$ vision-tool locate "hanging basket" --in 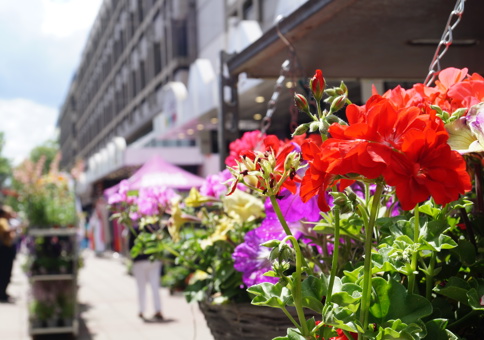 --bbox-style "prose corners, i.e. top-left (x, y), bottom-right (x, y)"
top-left (199, 301), bottom-right (316, 340)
